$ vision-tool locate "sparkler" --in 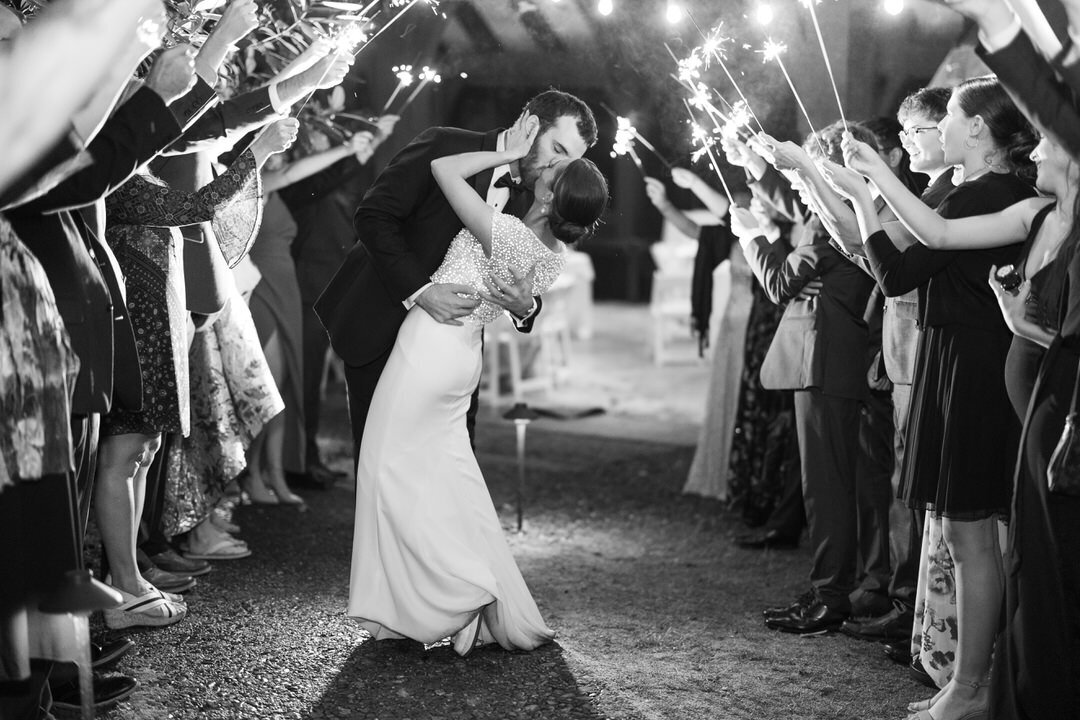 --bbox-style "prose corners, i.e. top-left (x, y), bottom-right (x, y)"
top-left (353, 0), bottom-right (438, 56)
top-left (600, 104), bottom-right (674, 171)
top-left (682, 98), bottom-right (737, 208)
top-left (397, 65), bottom-right (442, 113)
top-left (760, 39), bottom-right (825, 156)
top-left (610, 121), bottom-right (647, 179)
top-left (686, 13), bottom-right (765, 133)
top-left (800, 0), bottom-right (848, 129)
top-left (381, 64), bottom-right (414, 112)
